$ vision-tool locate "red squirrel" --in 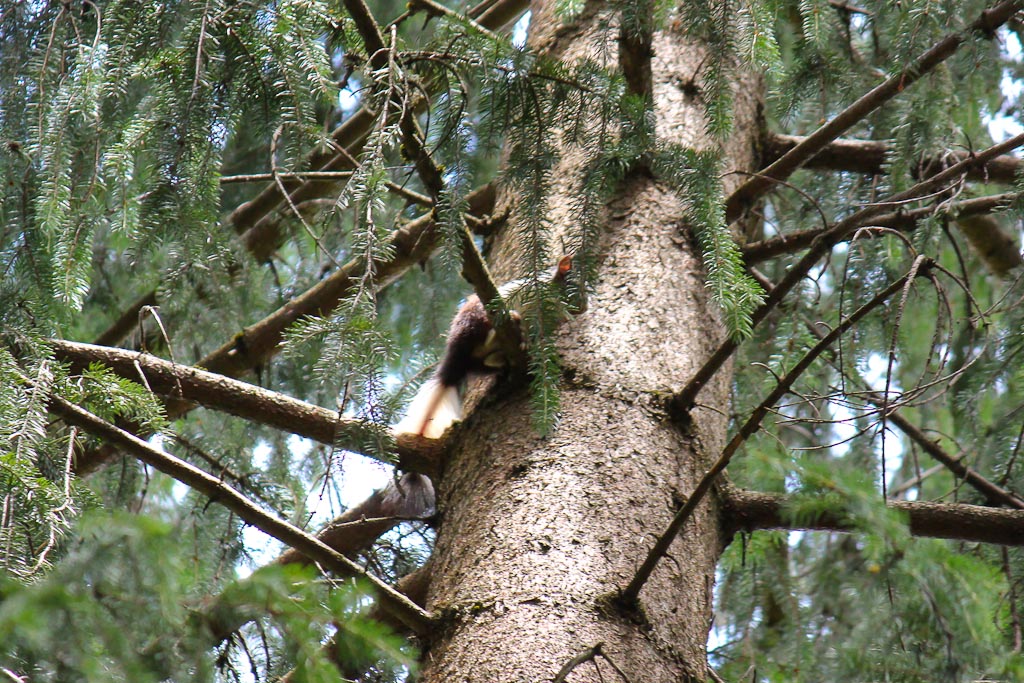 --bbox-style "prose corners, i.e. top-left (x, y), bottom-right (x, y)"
top-left (393, 255), bottom-right (576, 439)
